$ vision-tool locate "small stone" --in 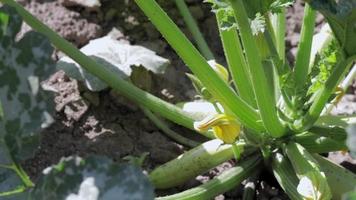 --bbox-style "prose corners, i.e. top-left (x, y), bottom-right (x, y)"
top-left (61, 0), bottom-right (101, 10)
